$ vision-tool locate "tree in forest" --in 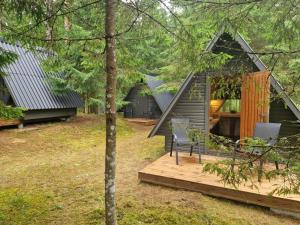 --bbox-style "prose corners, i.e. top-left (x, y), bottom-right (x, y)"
top-left (104, 0), bottom-right (117, 224)
top-left (45, 0), bottom-right (54, 42)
